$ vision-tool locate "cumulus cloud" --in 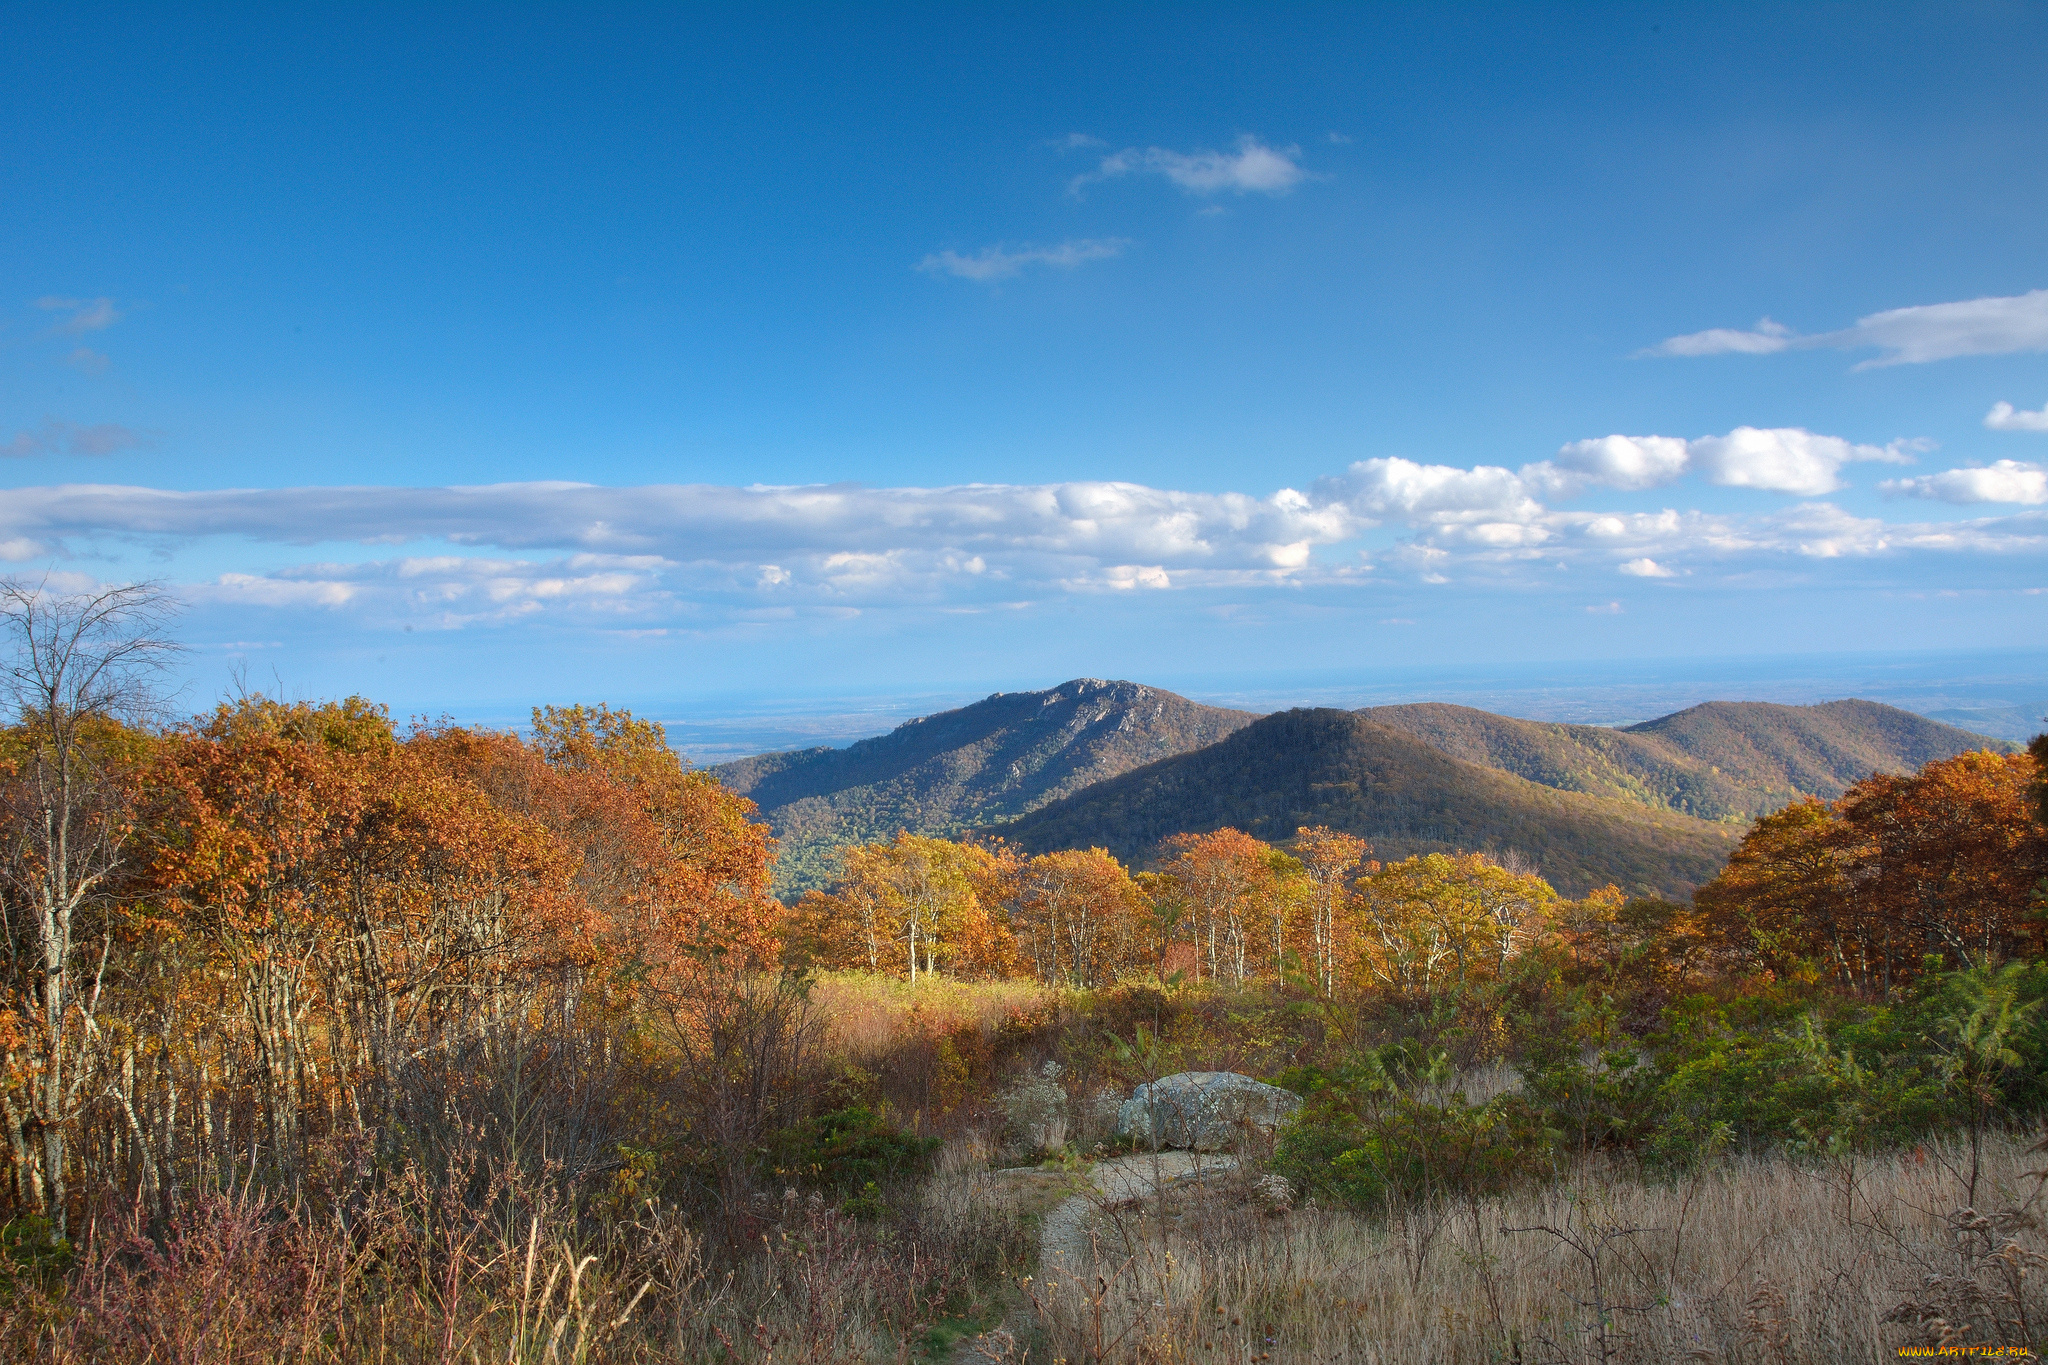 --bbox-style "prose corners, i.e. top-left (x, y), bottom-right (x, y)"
top-left (1524, 435), bottom-right (1691, 494)
top-left (918, 238), bottom-right (1130, 282)
top-left (1687, 428), bottom-right (1916, 495)
top-left (4, 419), bottom-right (156, 457)
top-left (1986, 401), bottom-right (2048, 433)
top-left (1315, 457), bottom-right (1539, 524)
top-left (1882, 461), bottom-right (2047, 506)
top-left (1644, 288), bottom-right (2048, 368)
top-left (1522, 427), bottom-right (1915, 498)
top-left (35, 295), bottom-right (121, 334)
top-left (1619, 557), bottom-right (1676, 577)
top-left (1075, 136), bottom-right (1308, 196)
